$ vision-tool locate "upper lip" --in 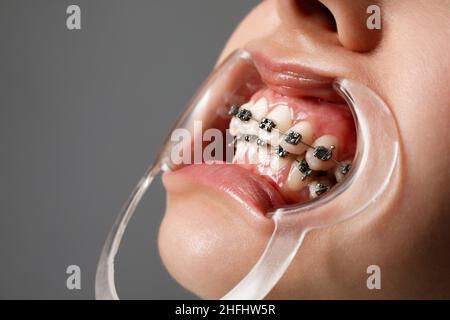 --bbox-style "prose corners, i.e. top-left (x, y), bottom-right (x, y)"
top-left (249, 50), bottom-right (344, 103)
